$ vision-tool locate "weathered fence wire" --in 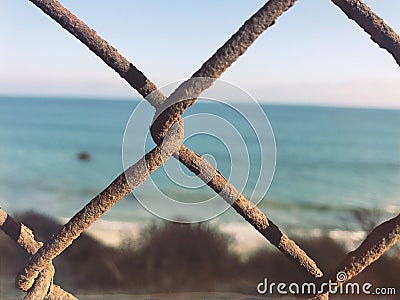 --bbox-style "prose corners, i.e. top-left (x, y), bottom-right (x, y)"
top-left (332, 0), bottom-right (400, 66)
top-left (0, 0), bottom-right (399, 299)
top-left (16, 120), bottom-right (185, 292)
top-left (0, 208), bottom-right (77, 299)
top-left (312, 213), bottom-right (400, 300)
top-left (16, 0), bottom-right (324, 293)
